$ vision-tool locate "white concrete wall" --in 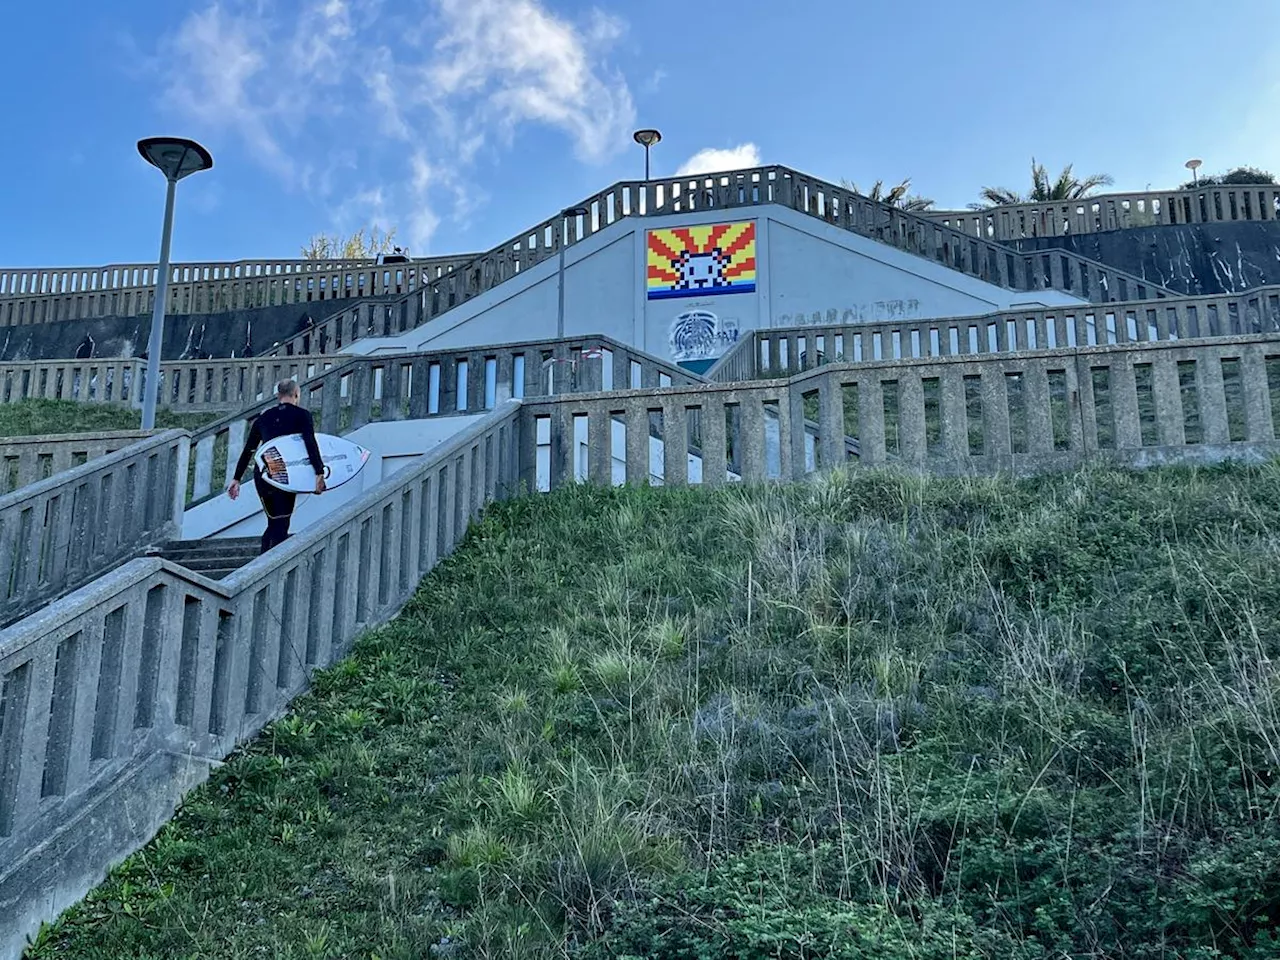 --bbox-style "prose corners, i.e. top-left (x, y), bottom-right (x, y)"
top-left (345, 204), bottom-right (1087, 367)
top-left (766, 219), bottom-right (1079, 326)
top-left (377, 232), bottom-right (638, 355)
top-left (183, 415), bottom-right (485, 541)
